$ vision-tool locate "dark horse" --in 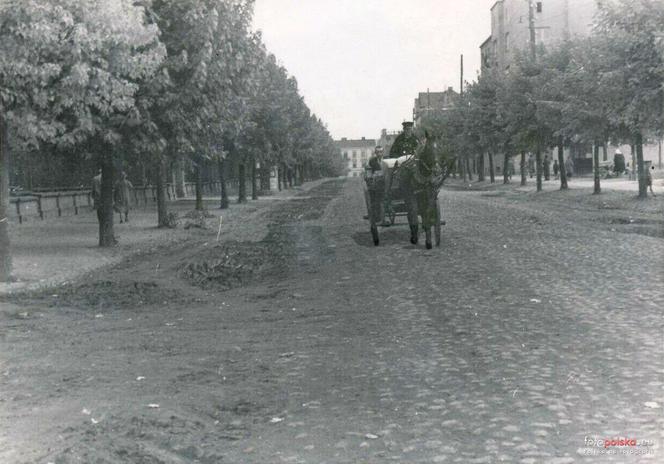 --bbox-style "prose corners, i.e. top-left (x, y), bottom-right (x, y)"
top-left (399, 132), bottom-right (454, 249)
